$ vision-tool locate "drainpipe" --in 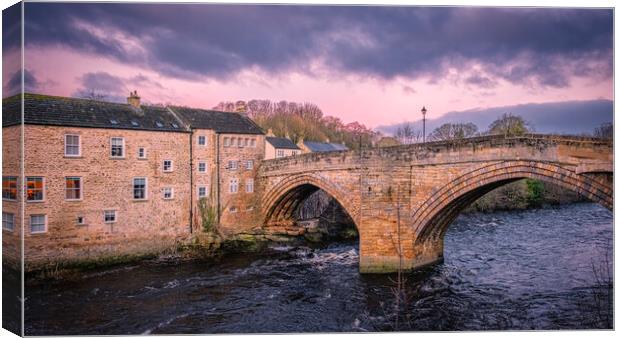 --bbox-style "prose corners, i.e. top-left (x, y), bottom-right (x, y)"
top-left (189, 128), bottom-right (193, 234)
